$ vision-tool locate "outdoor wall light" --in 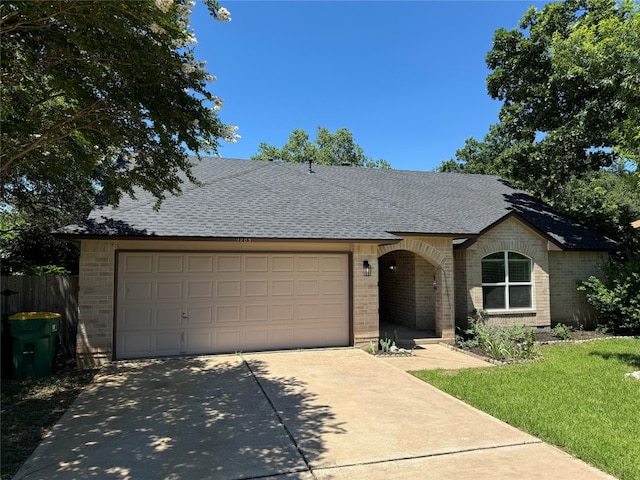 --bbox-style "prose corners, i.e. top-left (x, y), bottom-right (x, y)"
top-left (363, 260), bottom-right (372, 277)
top-left (389, 260), bottom-right (397, 272)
